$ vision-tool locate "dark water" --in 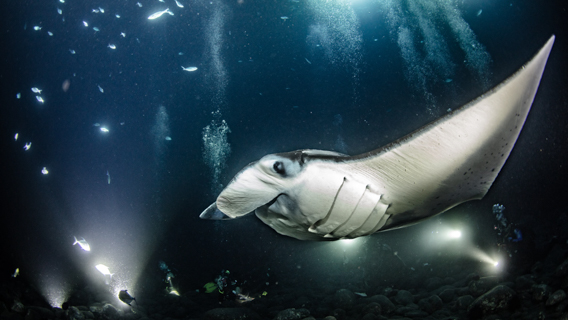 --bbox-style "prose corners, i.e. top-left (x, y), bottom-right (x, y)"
top-left (1, 0), bottom-right (567, 317)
